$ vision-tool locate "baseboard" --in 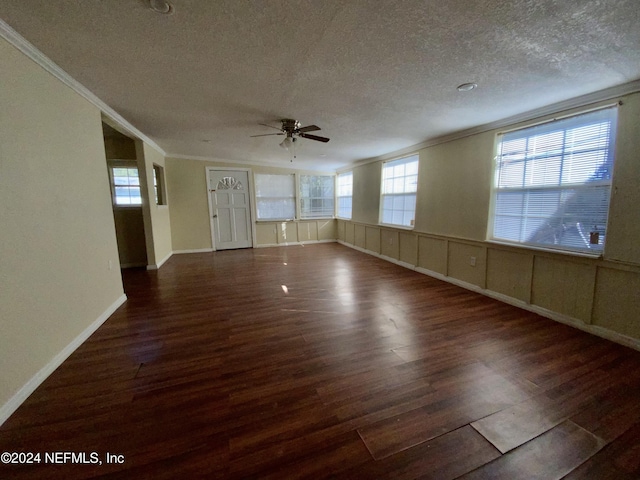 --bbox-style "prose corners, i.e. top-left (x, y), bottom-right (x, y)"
top-left (172, 248), bottom-right (215, 254)
top-left (255, 239), bottom-right (337, 248)
top-left (146, 251), bottom-right (173, 270)
top-left (0, 293), bottom-right (127, 427)
top-left (175, 241), bottom-right (336, 252)
top-left (339, 241), bottom-right (640, 352)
